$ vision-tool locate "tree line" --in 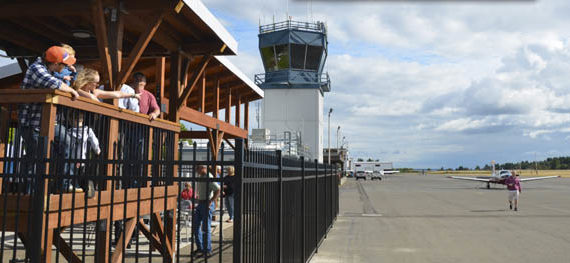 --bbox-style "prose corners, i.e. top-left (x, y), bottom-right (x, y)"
top-left (442, 156), bottom-right (570, 171)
